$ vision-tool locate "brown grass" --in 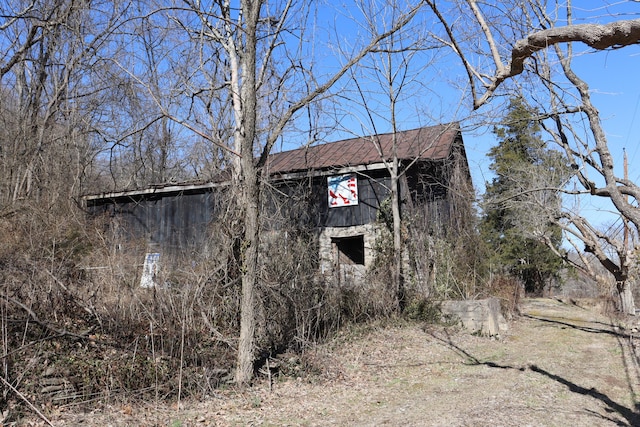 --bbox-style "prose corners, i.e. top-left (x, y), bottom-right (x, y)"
top-left (11, 297), bottom-right (639, 426)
